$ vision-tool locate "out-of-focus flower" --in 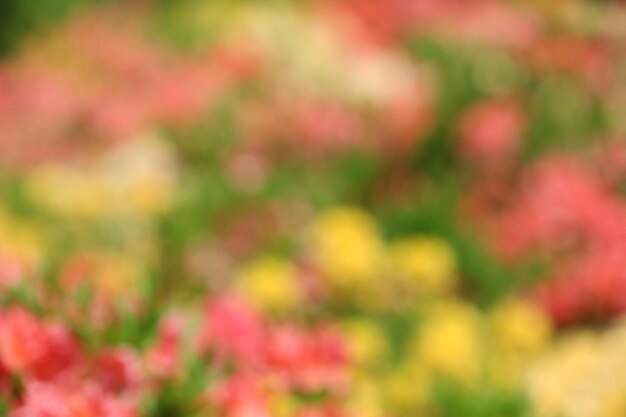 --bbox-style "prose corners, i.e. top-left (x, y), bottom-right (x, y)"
top-left (345, 378), bottom-right (384, 417)
top-left (0, 12), bottom-right (253, 169)
top-left (0, 256), bottom-right (24, 289)
top-left (382, 363), bottom-right (430, 414)
top-left (145, 314), bottom-right (183, 379)
top-left (339, 319), bottom-right (388, 370)
top-left (25, 133), bottom-right (178, 219)
top-left (237, 257), bottom-right (301, 314)
top-left (229, 5), bottom-right (433, 157)
top-left (211, 375), bottom-right (271, 417)
top-left (457, 98), bottom-right (525, 167)
top-left (266, 325), bottom-right (348, 392)
top-left (197, 296), bottom-right (264, 365)
top-left (0, 209), bottom-right (43, 286)
top-left (412, 301), bottom-right (482, 384)
top-left (480, 156), bottom-right (626, 324)
top-left (307, 207), bottom-right (385, 295)
top-left (11, 382), bottom-right (137, 417)
top-left (270, 392), bottom-right (299, 417)
top-left (0, 307), bottom-right (48, 373)
top-left (526, 321), bottom-right (626, 417)
top-left (488, 298), bottom-right (552, 354)
top-left (389, 236), bottom-right (457, 296)
top-left (95, 347), bottom-right (144, 393)
top-left (0, 307), bottom-right (81, 380)
top-left (62, 251), bottom-right (145, 301)
top-left (484, 298), bottom-right (553, 390)
top-left (332, 0), bottom-right (541, 48)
